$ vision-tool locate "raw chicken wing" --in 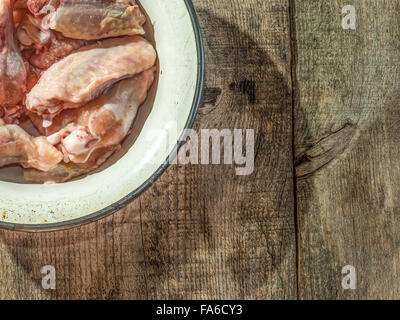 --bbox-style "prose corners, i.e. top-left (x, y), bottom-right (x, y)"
top-left (0, 119), bottom-right (62, 170)
top-left (46, 67), bottom-right (155, 167)
top-left (25, 36), bottom-right (156, 126)
top-left (28, 0), bottom-right (146, 40)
